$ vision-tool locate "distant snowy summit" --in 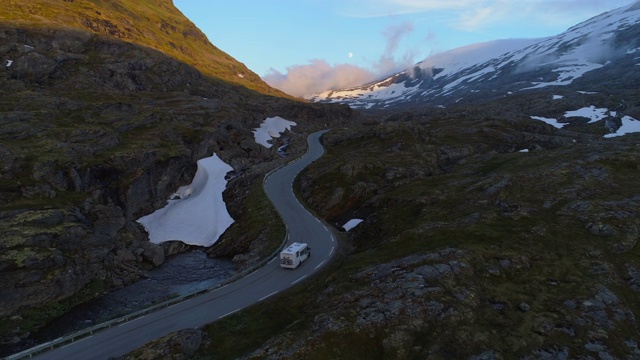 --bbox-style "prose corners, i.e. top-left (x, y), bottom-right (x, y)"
top-left (309, 1), bottom-right (640, 110)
